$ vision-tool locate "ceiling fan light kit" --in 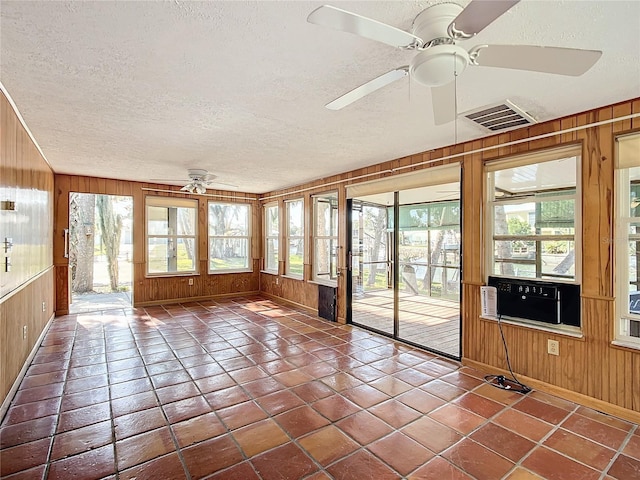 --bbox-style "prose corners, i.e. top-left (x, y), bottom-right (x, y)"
top-left (308, 0), bottom-right (602, 123)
